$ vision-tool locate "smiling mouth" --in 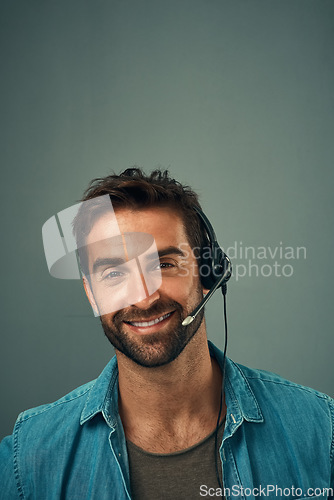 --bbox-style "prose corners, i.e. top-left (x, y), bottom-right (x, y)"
top-left (124, 312), bottom-right (174, 328)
